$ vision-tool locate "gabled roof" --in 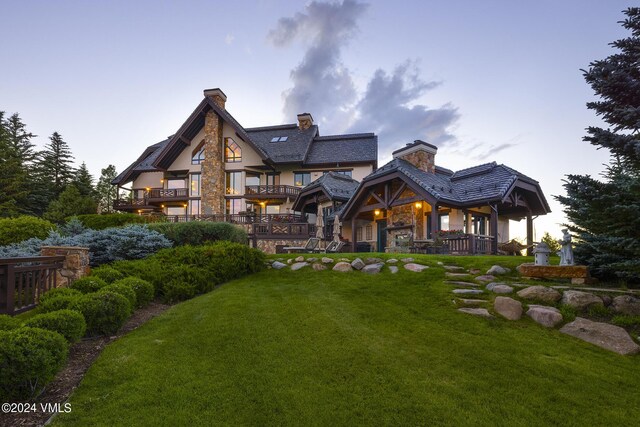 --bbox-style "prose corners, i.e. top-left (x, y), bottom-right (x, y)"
top-left (245, 124), bottom-right (318, 164)
top-left (292, 172), bottom-right (360, 211)
top-left (112, 139), bottom-right (169, 185)
top-left (305, 133), bottom-right (377, 167)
